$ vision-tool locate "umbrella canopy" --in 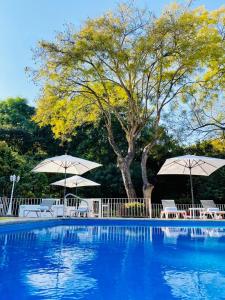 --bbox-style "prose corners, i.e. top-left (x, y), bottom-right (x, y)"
top-left (32, 154), bottom-right (102, 198)
top-left (51, 175), bottom-right (100, 188)
top-left (32, 154), bottom-right (102, 175)
top-left (158, 155), bottom-right (225, 205)
top-left (158, 155), bottom-right (225, 176)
